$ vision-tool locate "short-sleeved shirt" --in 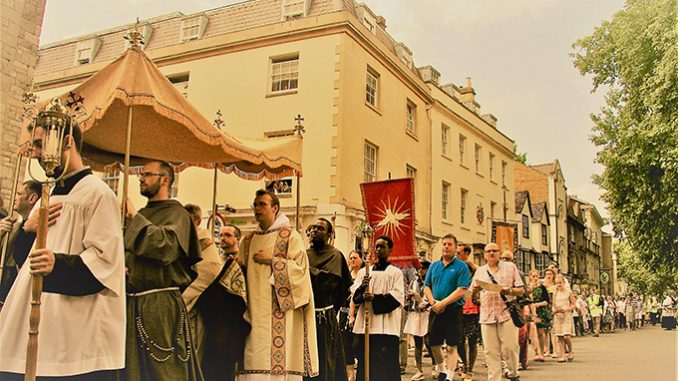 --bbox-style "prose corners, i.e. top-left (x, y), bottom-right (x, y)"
top-left (424, 257), bottom-right (471, 307)
top-left (470, 261), bottom-right (524, 324)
